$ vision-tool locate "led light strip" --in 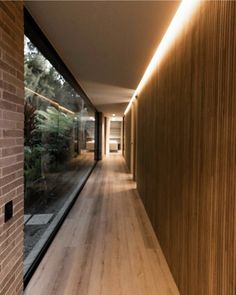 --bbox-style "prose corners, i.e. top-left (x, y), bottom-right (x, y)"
top-left (124, 0), bottom-right (200, 115)
top-left (25, 87), bottom-right (75, 115)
